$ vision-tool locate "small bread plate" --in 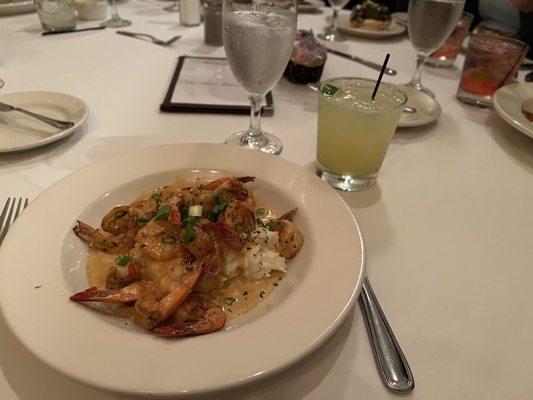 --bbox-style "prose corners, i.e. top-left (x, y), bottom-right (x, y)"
top-left (0, 91), bottom-right (88, 154)
top-left (0, 143), bottom-right (365, 397)
top-left (493, 82), bottom-right (533, 139)
top-left (397, 85), bottom-right (442, 128)
top-left (391, 11), bottom-right (408, 27)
